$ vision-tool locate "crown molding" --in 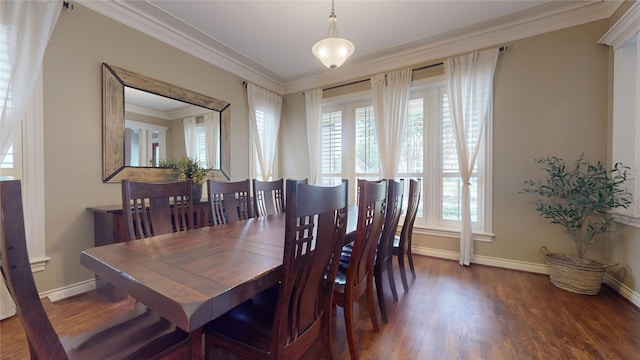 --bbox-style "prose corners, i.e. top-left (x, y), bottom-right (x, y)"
top-left (285, 0), bottom-right (620, 93)
top-left (599, 1), bottom-right (640, 49)
top-left (77, 0), bottom-right (286, 94)
top-left (78, 0), bottom-right (620, 95)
